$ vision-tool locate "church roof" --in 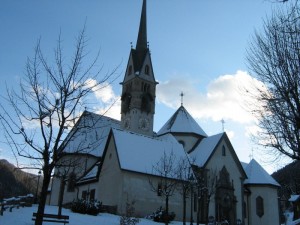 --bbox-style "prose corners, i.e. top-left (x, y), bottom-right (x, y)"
top-left (189, 133), bottom-right (224, 167)
top-left (77, 161), bottom-right (101, 184)
top-left (157, 106), bottom-right (207, 137)
top-left (243, 159), bottom-right (280, 187)
top-left (111, 128), bottom-right (189, 178)
top-left (62, 111), bottom-right (120, 157)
